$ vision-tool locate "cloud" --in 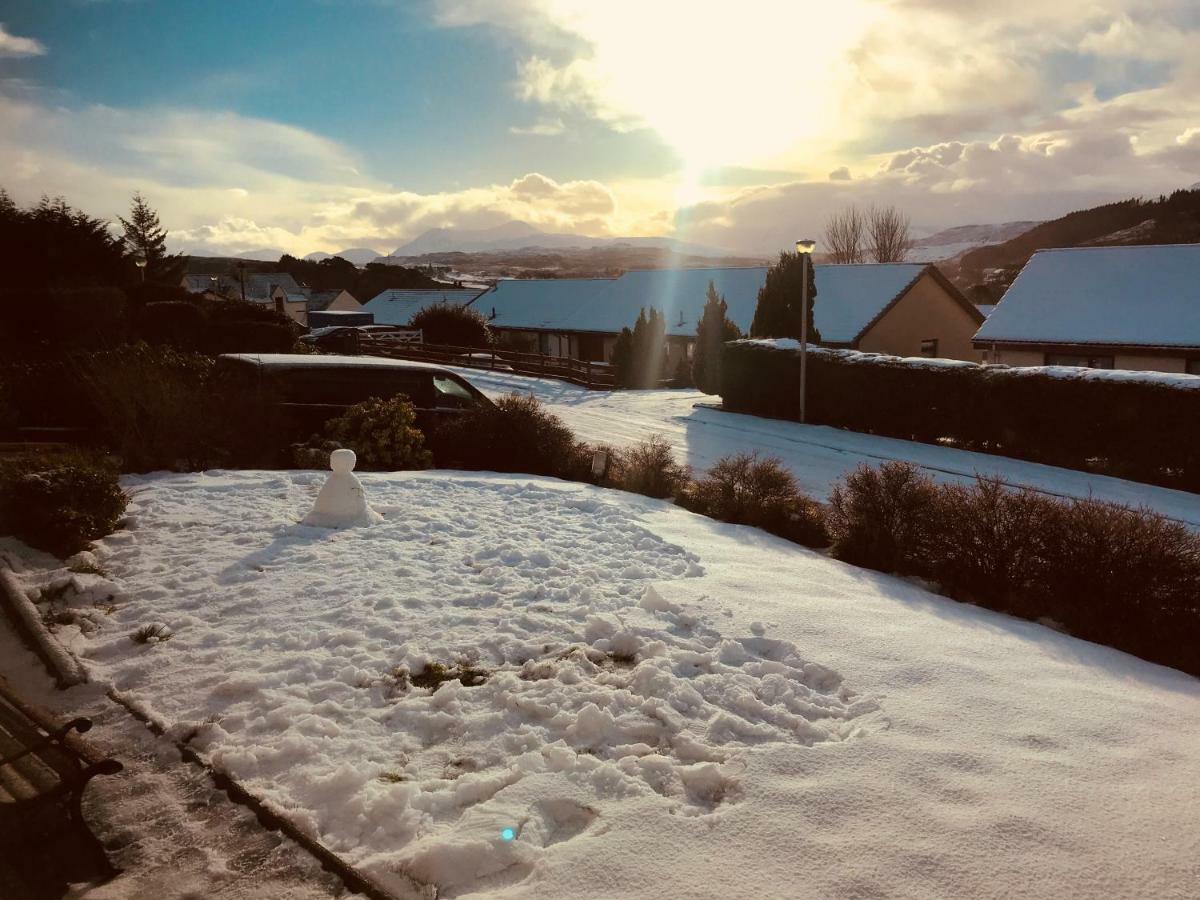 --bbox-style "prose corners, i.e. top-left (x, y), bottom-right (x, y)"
top-left (508, 117), bottom-right (566, 136)
top-left (0, 83), bottom-right (654, 257)
top-left (829, 167), bottom-right (852, 181)
top-left (0, 23), bottom-right (46, 58)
